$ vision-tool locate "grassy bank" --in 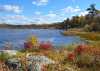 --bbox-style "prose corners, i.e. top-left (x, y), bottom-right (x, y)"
top-left (63, 30), bottom-right (100, 41)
